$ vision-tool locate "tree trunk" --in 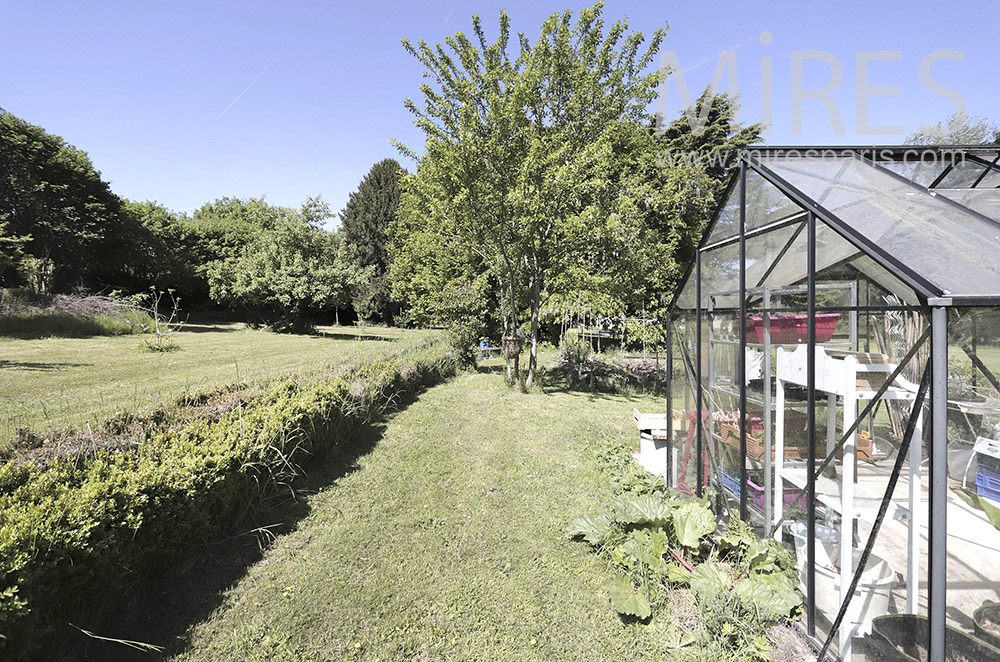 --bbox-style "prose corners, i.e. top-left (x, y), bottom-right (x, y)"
top-left (526, 275), bottom-right (541, 388)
